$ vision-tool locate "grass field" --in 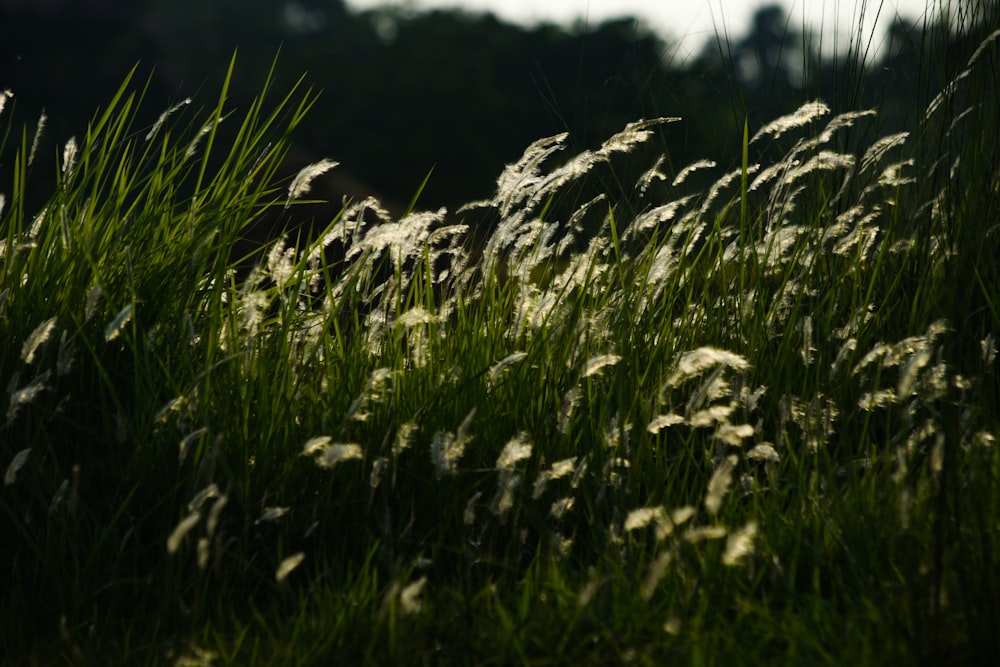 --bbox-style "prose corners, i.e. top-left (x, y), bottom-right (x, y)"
top-left (2, 6), bottom-right (1000, 665)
